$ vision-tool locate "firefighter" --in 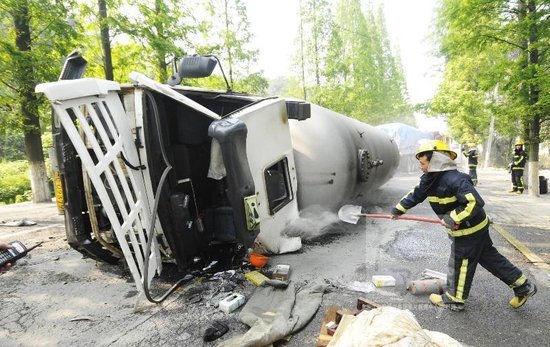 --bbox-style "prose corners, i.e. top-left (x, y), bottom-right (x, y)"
top-left (390, 140), bottom-right (536, 311)
top-left (509, 141), bottom-right (527, 194)
top-left (462, 143), bottom-right (478, 186)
